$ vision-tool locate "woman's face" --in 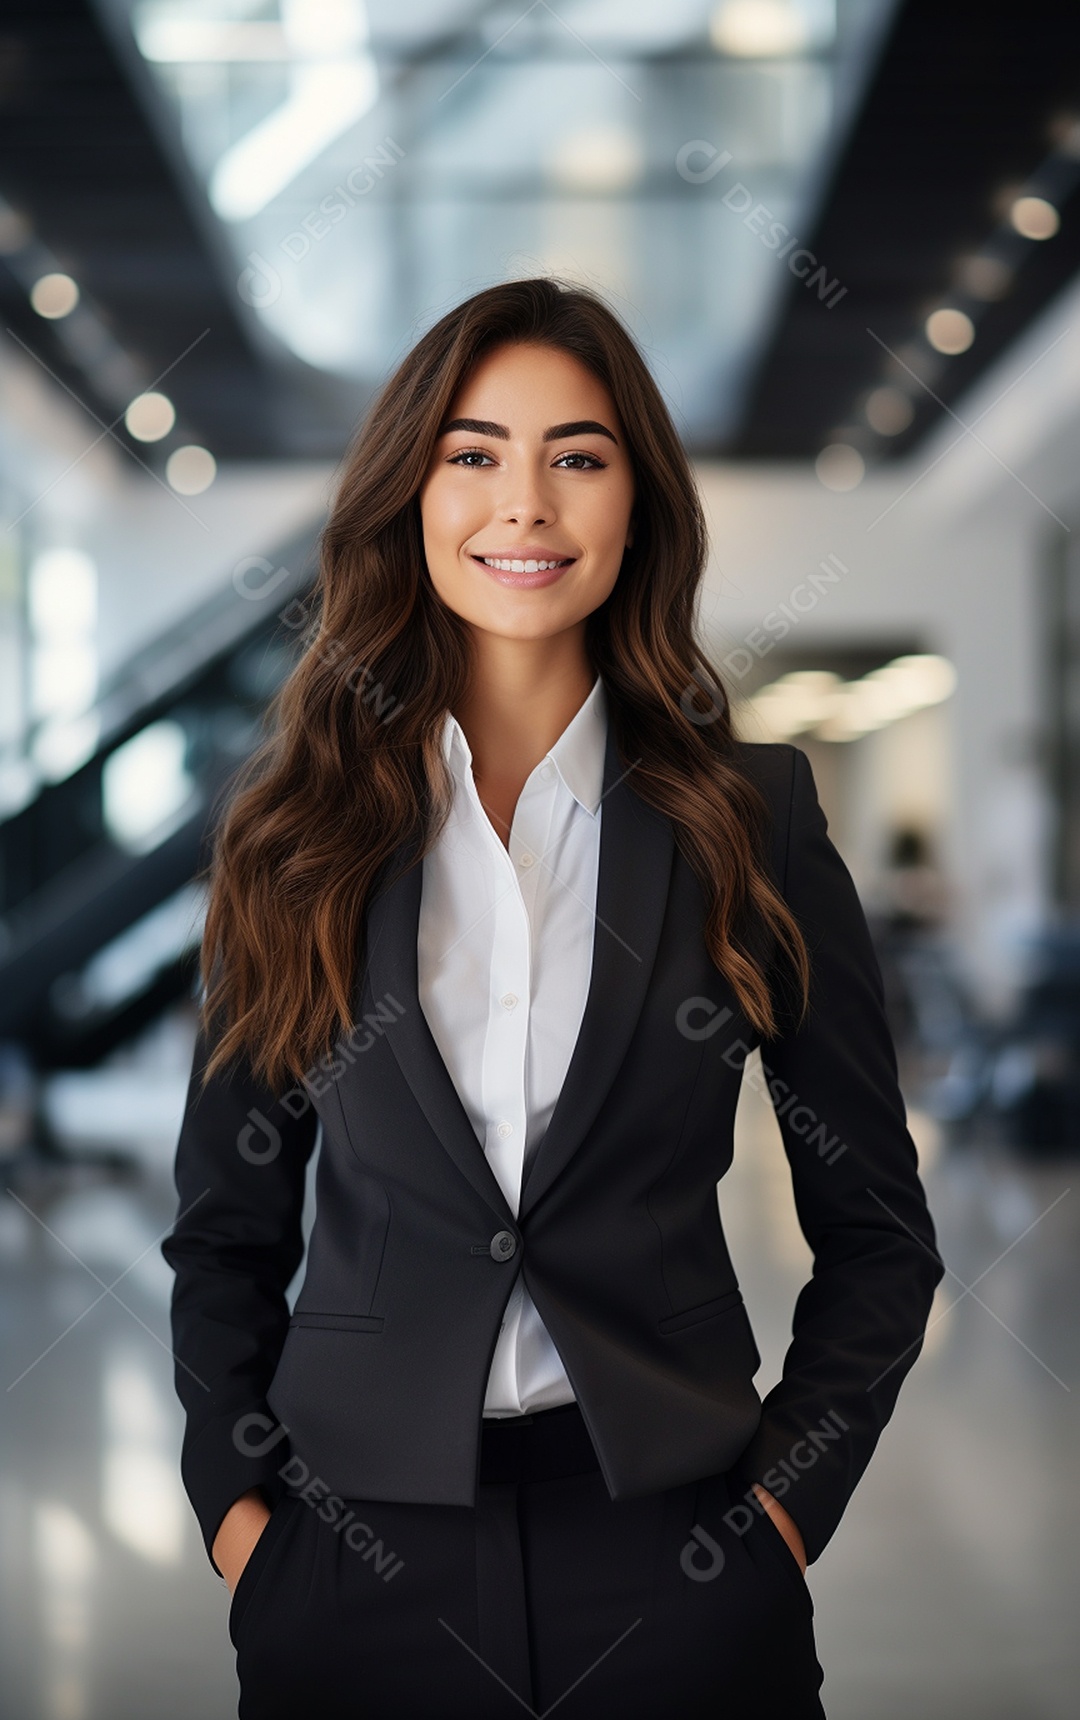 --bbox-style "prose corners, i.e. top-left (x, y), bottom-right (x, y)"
top-left (419, 341), bottom-right (635, 645)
